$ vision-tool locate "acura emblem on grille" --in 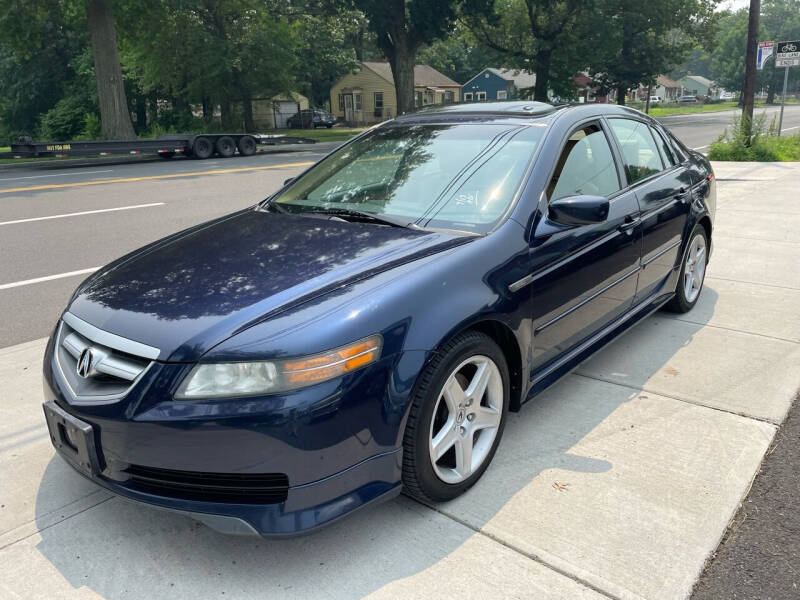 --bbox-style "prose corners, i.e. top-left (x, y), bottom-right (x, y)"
top-left (77, 348), bottom-right (94, 378)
